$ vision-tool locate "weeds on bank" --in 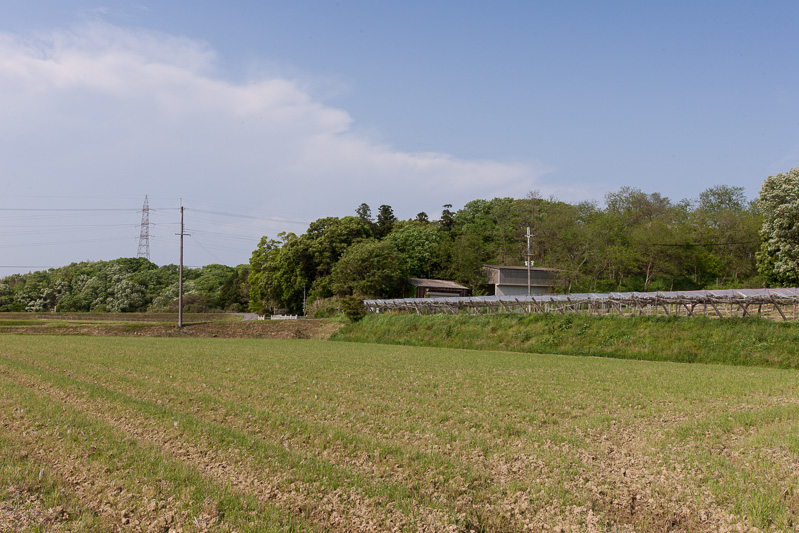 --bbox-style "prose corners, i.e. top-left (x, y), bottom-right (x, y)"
top-left (334, 313), bottom-right (799, 368)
